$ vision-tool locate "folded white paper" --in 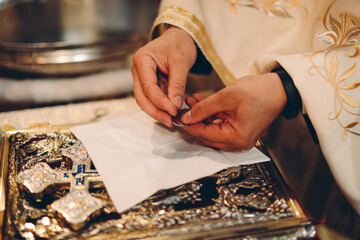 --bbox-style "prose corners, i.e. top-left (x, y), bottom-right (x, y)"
top-left (71, 111), bottom-right (269, 213)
